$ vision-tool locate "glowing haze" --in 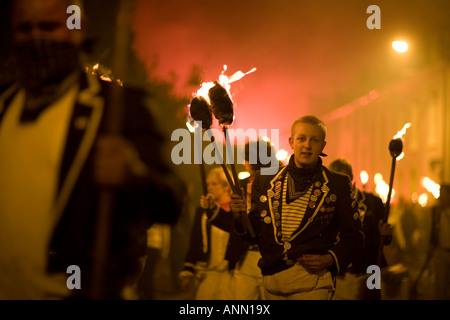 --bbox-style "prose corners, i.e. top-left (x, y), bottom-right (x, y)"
top-left (130, 0), bottom-right (449, 152)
